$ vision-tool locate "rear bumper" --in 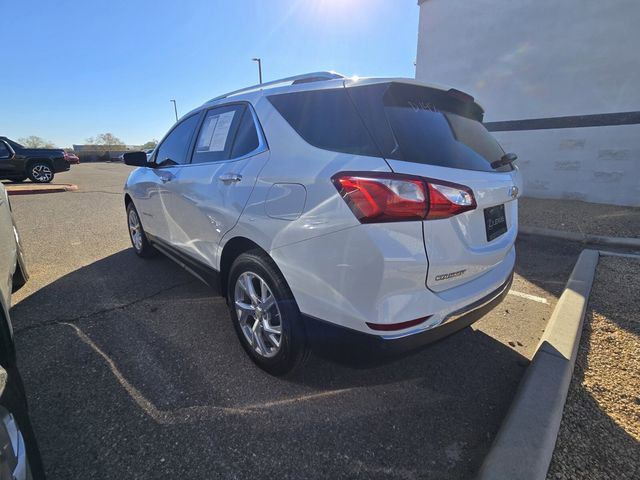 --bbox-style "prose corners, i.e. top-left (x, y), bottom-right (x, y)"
top-left (53, 159), bottom-right (70, 173)
top-left (304, 269), bottom-right (513, 355)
